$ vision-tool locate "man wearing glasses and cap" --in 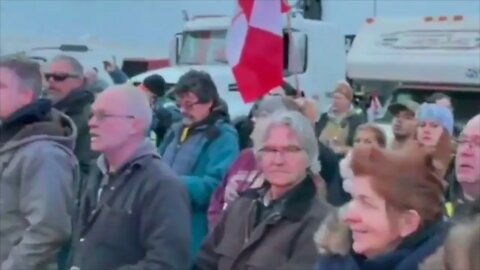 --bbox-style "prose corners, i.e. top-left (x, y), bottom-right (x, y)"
top-left (388, 99), bottom-right (420, 150)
